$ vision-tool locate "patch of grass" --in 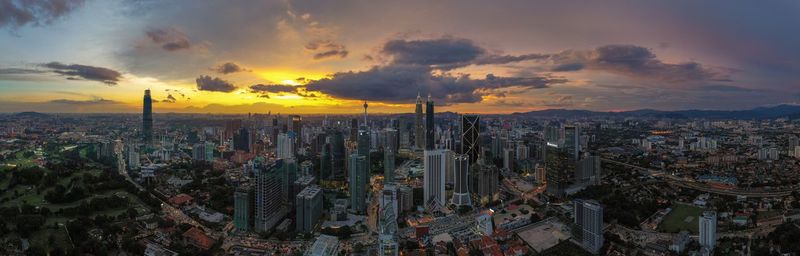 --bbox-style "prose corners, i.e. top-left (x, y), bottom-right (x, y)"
top-left (29, 226), bottom-right (72, 252)
top-left (658, 204), bottom-right (705, 234)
